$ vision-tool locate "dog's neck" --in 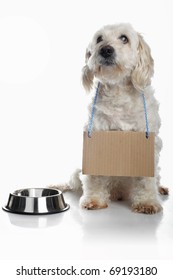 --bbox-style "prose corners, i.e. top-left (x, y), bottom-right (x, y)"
top-left (98, 78), bottom-right (137, 97)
